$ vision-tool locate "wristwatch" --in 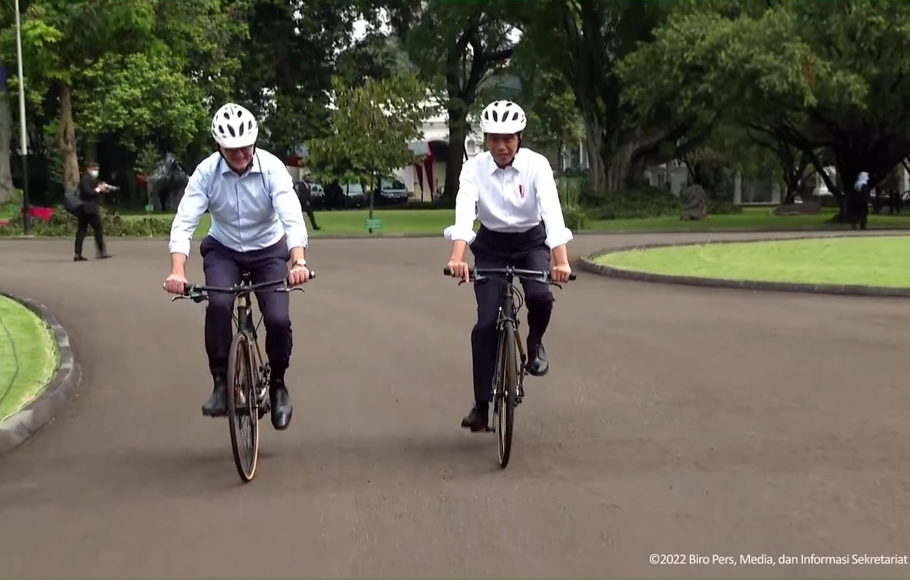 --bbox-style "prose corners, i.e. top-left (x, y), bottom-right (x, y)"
top-left (292, 258), bottom-right (307, 269)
